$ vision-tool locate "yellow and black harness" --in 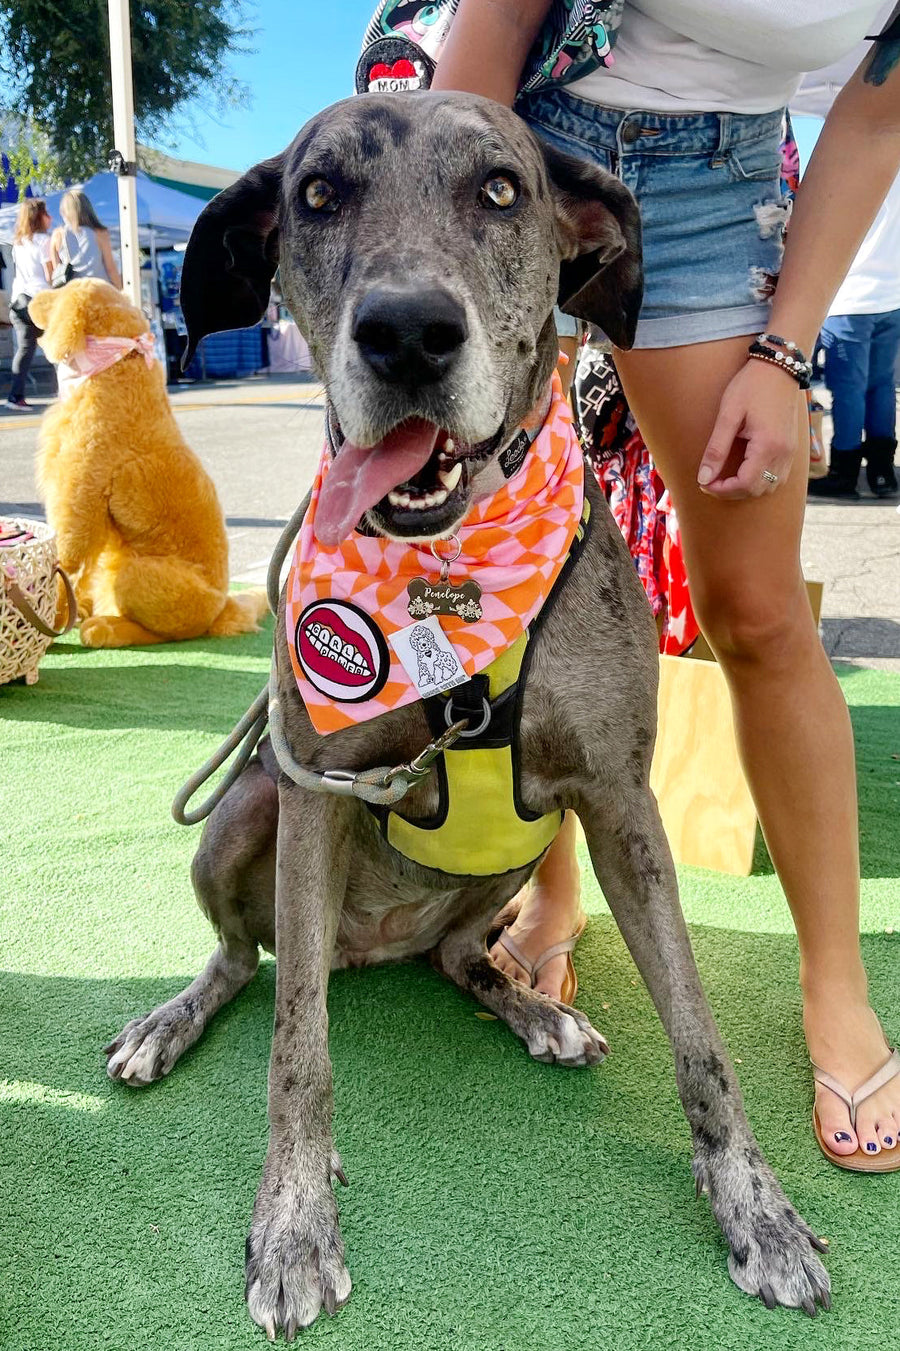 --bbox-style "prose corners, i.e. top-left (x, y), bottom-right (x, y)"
top-left (369, 500), bottom-right (591, 877)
